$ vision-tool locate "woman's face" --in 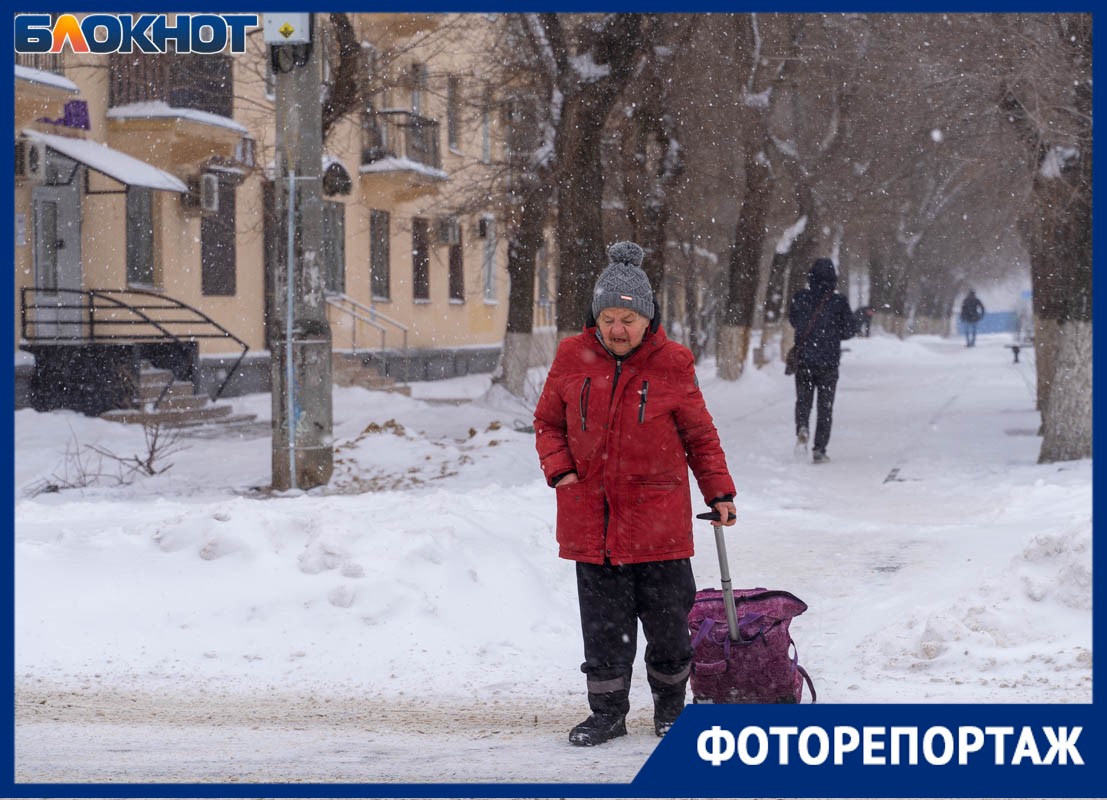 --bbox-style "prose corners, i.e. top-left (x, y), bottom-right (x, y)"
top-left (597, 307), bottom-right (649, 356)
